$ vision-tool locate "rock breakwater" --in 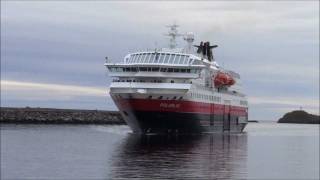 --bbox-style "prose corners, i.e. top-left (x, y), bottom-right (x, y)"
top-left (0, 107), bottom-right (125, 124)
